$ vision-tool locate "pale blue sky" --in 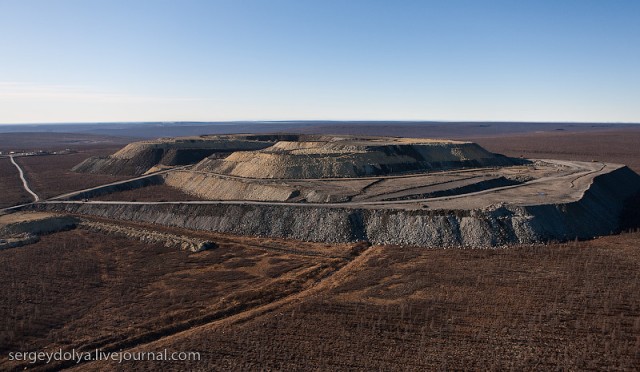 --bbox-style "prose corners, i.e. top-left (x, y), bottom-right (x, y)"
top-left (1, 0), bottom-right (639, 123)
